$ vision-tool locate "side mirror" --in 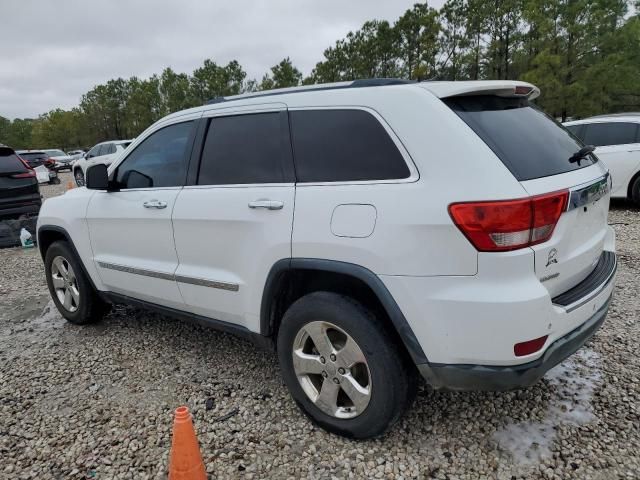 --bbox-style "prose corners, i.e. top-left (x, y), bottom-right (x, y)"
top-left (86, 164), bottom-right (109, 190)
